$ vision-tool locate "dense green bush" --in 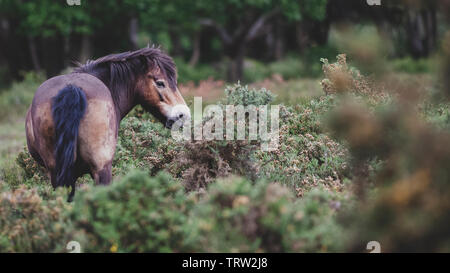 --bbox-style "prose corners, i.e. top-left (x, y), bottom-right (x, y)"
top-left (0, 184), bottom-right (72, 252)
top-left (257, 97), bottom-right (349, 195)
top-left (223, 82), bottom-right (275, 106)
top-left (114, 113), bottom-right (182, 177)
top-left (178, 83), bottom-right (275, 190)
top-left (69, 171), bottom-right (196, 253)
top-left (64, 171), bottom-right (344, 253)
top-left (189, 176), bottom-right (345, 252)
